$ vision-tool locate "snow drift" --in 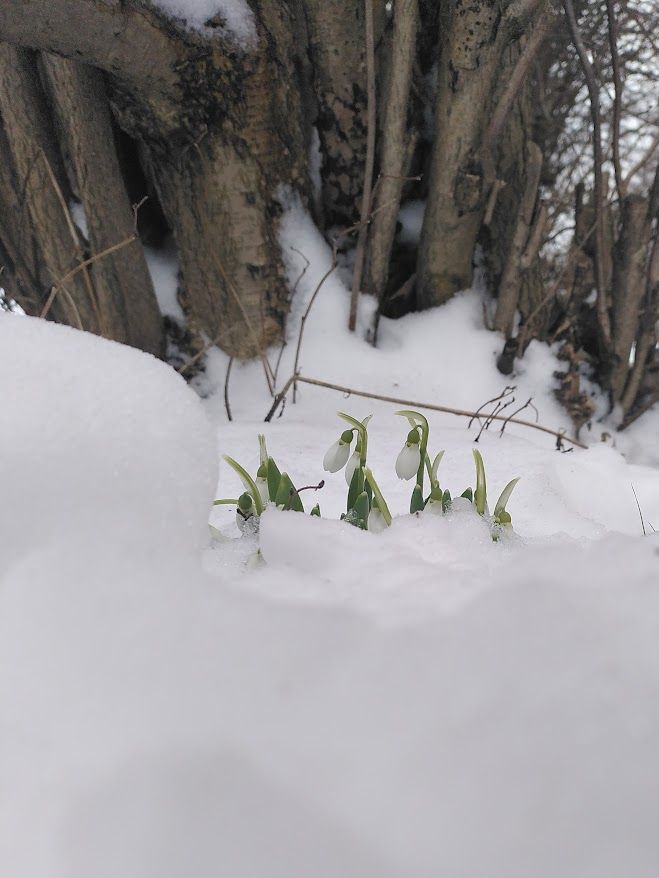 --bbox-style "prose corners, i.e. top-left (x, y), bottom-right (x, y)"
top-left (2, 312), bottom-right (659, 877)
